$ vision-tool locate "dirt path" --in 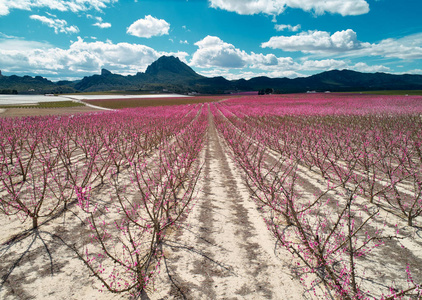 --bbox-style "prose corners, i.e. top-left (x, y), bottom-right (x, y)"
top-left (151, 108), bottom-right (308, 299)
